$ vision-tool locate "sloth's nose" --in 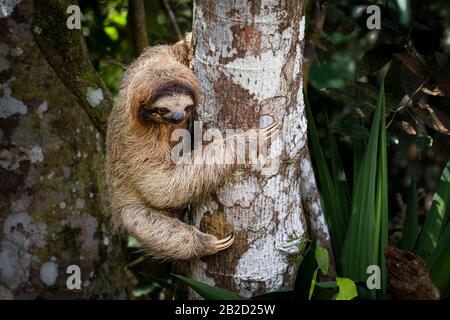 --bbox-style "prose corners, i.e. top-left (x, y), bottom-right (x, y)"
top-left (170, 111), bottom-right (185, 123)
